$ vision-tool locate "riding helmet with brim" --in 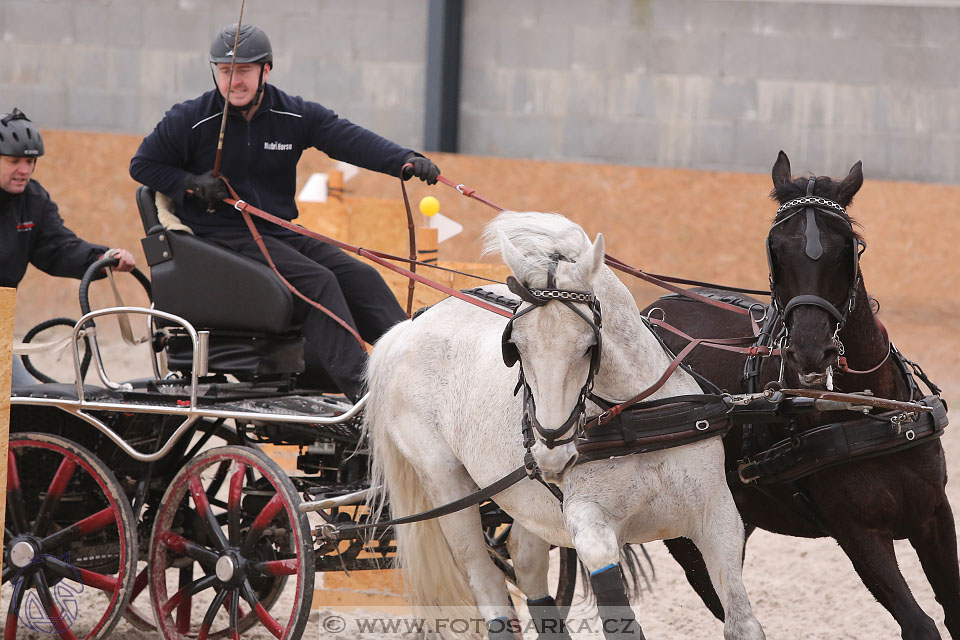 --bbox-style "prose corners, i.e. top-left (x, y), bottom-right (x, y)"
top-left (209, 24), bottom-right (273, 67)
top-left (0, 108), bottom-right (44, 157)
